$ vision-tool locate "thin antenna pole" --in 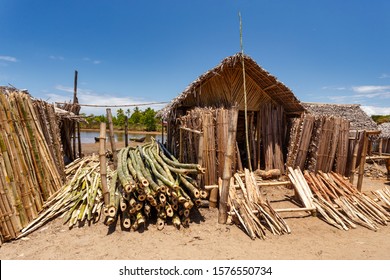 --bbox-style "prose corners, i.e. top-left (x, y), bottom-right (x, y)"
top-left (239, 12), bottom-right (252, 171)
